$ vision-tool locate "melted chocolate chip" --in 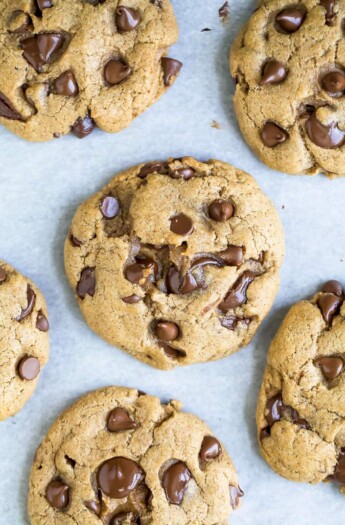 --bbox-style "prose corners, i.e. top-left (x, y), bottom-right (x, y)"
top-left (122, 294), bottom-right (142, 304)
top-left (21, 33), bottom-right (64, 73)
top-left (104, 59), bottom-right (132, 85)
top-left (305, 113), bottom-right (345, 149)
top-left (179, 272), bottom-right (198, 294)
top-left (161, 57), bottom-right (183, 86)
top-left (125, 255), bottom-right (157, 285)
top-left (46, 480), bottom-right (70, 509)
top-left (321, 71), bottom-right (345, 96)
top-left (116, 7), bottom-right (141, 31)
top-left (276, 7), bottom-right (306, 32)
top-left (261, 60), bottom-right (287, 85)
top-left (171, 167), bottom-right (195, 180)
top-left (10, 11), bottom-right (32, 33)
top-left (100, 196), bottom-right (120, 218)
top-left (199, 436), bottom-right (222, 462)
top-left (155, 321), bottom-right (180, 341)
top-left (321, 0), bottom-right (336, 25)
top-left (161, 461), bottom-right (191, 505)
top-left (220, 316), bottom-right (251, 330)
top-left (170, 214), bottom-right (193, 235)
top-left (36, 310), bottom-right (49, 332)
top-left (16, 285), bottom-right (36, 321)
top-left (329, 449), bottom-right (345, 485)
top-left (85, 500), bottom-right (101, 515)
top-left (315, 356), bottom-right (344, 381)
top-left (77, 267), bottom-right (96, 299)
top-left (17, 356), bottom-right (40, 380)
top-left (219, 271), bottom-right (256, 312)
top-left (97, 457), bottom-right (144, 498)
top-left (0, 92), bottom-right (24, 121)
top-left (37, 0), bottom-right (53, 10)
top-left (217, 246), bottom-right (244, 266)
top-left (166, 265), bottom-right (181, 294)
top-left (261, 122), bottom-right (288, 147)
top-left (261, 392), bottom-right (310, 438)
top-left (72, 114), bottom-right (95, 138)
top-left (229, 485), bottom-right (244, 509)
top-left (159, 342), bottom-right (186, 359)
top-left (0, 268), bottom-right (7, 283)
top-left (321, 280), bottom-right (343, 296)
top-left (107, 407), bottom-right (137, 432)
top-left (190, 255), bottom-right (224, 270)
top-left (208, 199), bottom-right (234, 222)
top-left (317, 292), bottom-right (342, 324)
top-left (53, 70), bottom-right (79, 96)
top-left (138, 162), bottom-right (166, 178)
top-left (70, 234), bottom-right (83, 247)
